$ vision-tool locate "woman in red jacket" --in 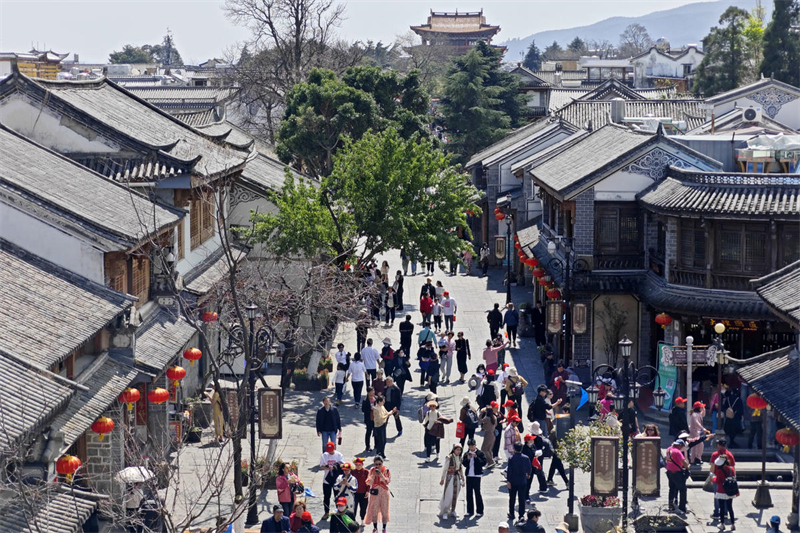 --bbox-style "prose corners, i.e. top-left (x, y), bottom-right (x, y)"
top-left (713, 455), bottom-right (737, 529)
top-left (275, 462), bottom-right (295, 515)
